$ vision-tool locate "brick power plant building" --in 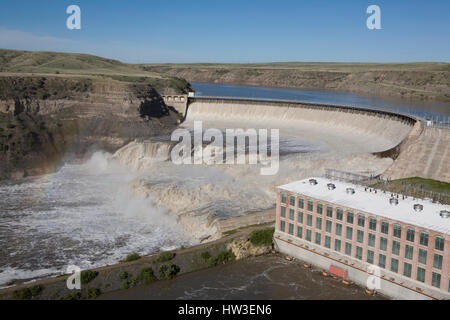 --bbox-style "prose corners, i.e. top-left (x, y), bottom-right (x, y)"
top-left (274, 177), bottom-right (450, 300)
